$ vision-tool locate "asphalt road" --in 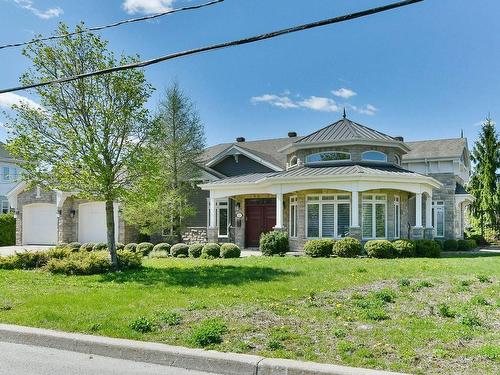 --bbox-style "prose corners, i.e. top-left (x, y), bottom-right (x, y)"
top-left (0, 341), bottom-right (219, 375)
